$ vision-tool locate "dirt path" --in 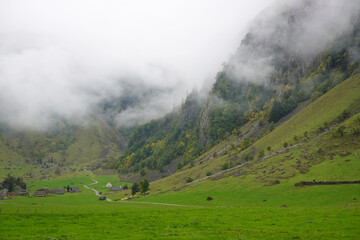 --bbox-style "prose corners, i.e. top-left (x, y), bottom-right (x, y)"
top-left (84, 178), bottom-right (200, 207)
top-left (116, 200), bottom-right (202, 208)
top-left (84, 179), bottom-right (112, 202)
top-left (186, 124), bottom-right (339, 186)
